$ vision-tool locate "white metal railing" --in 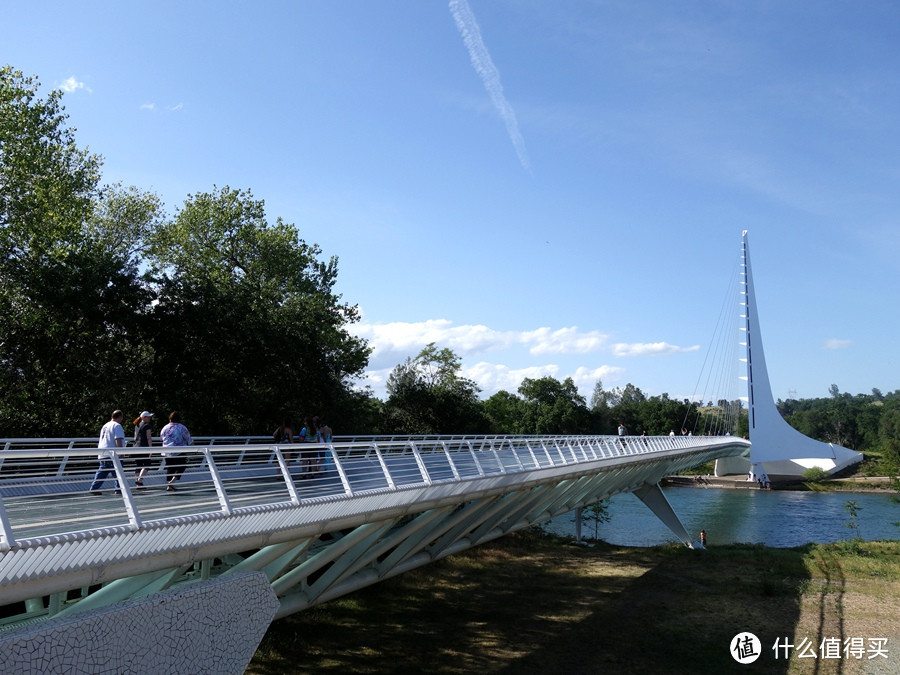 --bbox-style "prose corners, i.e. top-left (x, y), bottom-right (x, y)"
top-left (0, 434), bottom-right (746, 550)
